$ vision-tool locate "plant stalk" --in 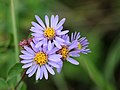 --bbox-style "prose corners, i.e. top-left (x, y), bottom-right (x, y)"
top-left (10, 0), bottom-right (19, 62)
